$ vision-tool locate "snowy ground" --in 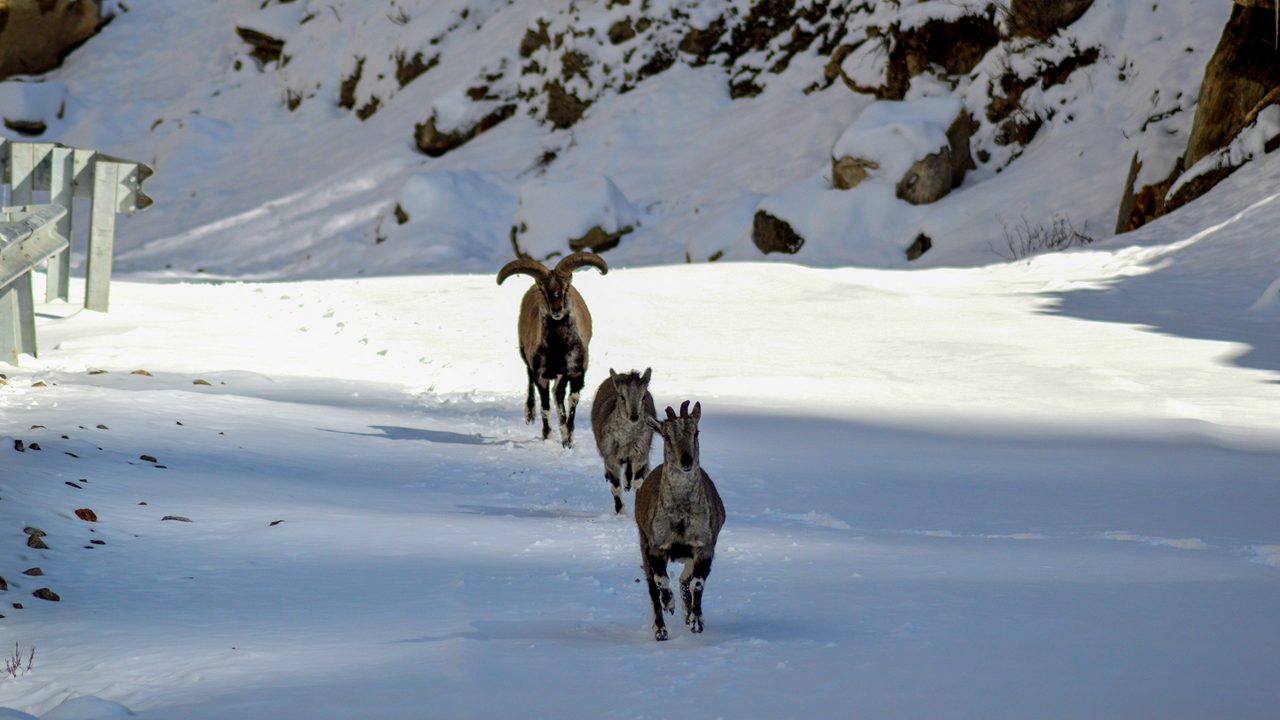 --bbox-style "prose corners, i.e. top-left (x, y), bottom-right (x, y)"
top-left (3, 227), bottom-right (1280, 717)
